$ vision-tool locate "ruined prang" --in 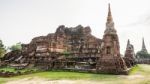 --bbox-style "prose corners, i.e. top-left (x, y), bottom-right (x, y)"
top-left (136, 38), bottom-right (150, 64)
top-left (96, 4), bottom-right (128, 74)
top-left (20, 25), bottom-right (101, 70)
top-left (123, 39), bottom-right (136, 68)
